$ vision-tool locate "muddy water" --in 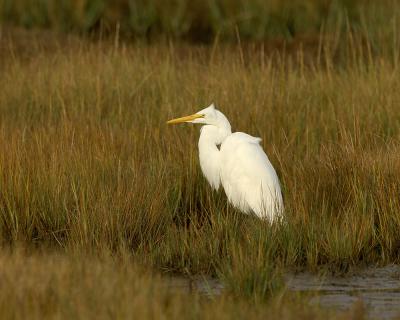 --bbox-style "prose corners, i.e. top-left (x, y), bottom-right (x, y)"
top-left (167, 265), bottom-right (400, 319)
